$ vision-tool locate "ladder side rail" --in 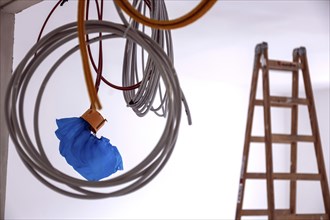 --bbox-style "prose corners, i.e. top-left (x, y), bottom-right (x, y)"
top-left (261, 46), bottom-right (275, 219)
top-left (290, 49), bottom-right (300, 214)
top-left (235, 44), bottom-right (263, 220)
top-left (297, 47), bottom-right (330, 214)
